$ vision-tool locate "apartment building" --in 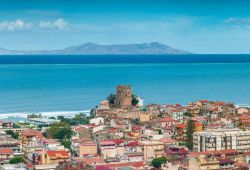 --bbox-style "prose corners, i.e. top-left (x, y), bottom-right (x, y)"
top-left (193, 128), bottom-right (250, 152)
